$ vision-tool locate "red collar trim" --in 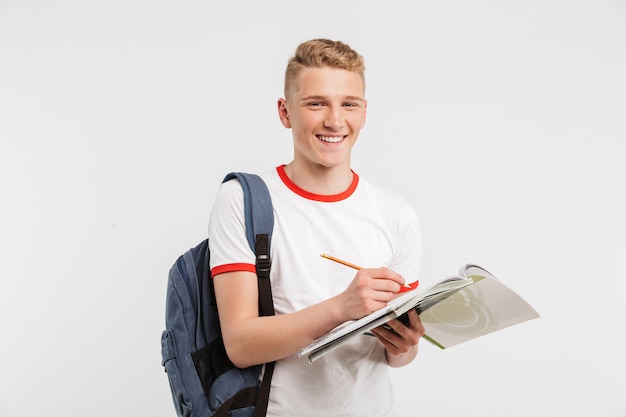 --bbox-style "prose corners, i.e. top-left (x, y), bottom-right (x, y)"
top-left (276, 165), bottom-right (359, 202)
